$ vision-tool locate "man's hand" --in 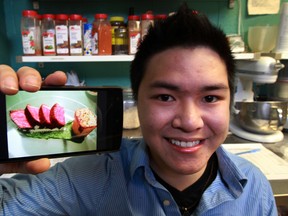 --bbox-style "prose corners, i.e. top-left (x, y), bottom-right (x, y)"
top-left (0, 65), bottom-right (67, 174)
